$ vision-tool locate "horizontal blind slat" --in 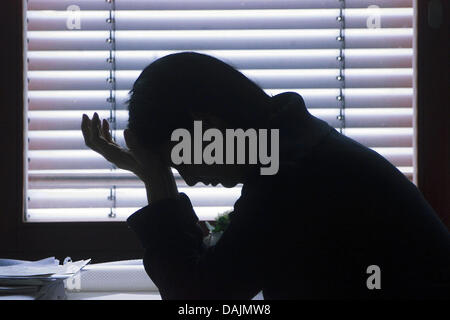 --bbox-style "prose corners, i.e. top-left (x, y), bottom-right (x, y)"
top-left (28, 146), bottom-right (413, 170)
top-left (28, 49), bottom-right (413, 70)
top-left (27, 169), bottom-right (229, 189)
top-left (27, 108), bottom-right (412, 131)
top-left (28, 88), bottom-right (412, 110)
top-left (27, 29), bottom-right (412, 50)
top-left (26, 207), bottom-right (232, 222)
top-left (27, 9), bottom-right (412, 31)
top-left (28, 187), bottom-right (242, 208)
top-left (28, 170), bottom-right (177, 189)
top-left (27, 69), bottom-right (413, 90)
top-left (28, 128), bottom-right (413, 150)
top-left (28, 167), bottom-right (413, 189)
top-left (28, 0), bottom-right (413, 10)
